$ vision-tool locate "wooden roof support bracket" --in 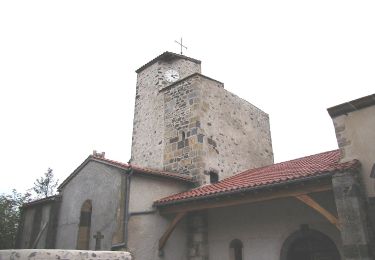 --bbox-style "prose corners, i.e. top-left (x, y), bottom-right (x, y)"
top-left (295, 194), bottom-right (341, 230)
top-left (159, 212), bottom-right (187, 251)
